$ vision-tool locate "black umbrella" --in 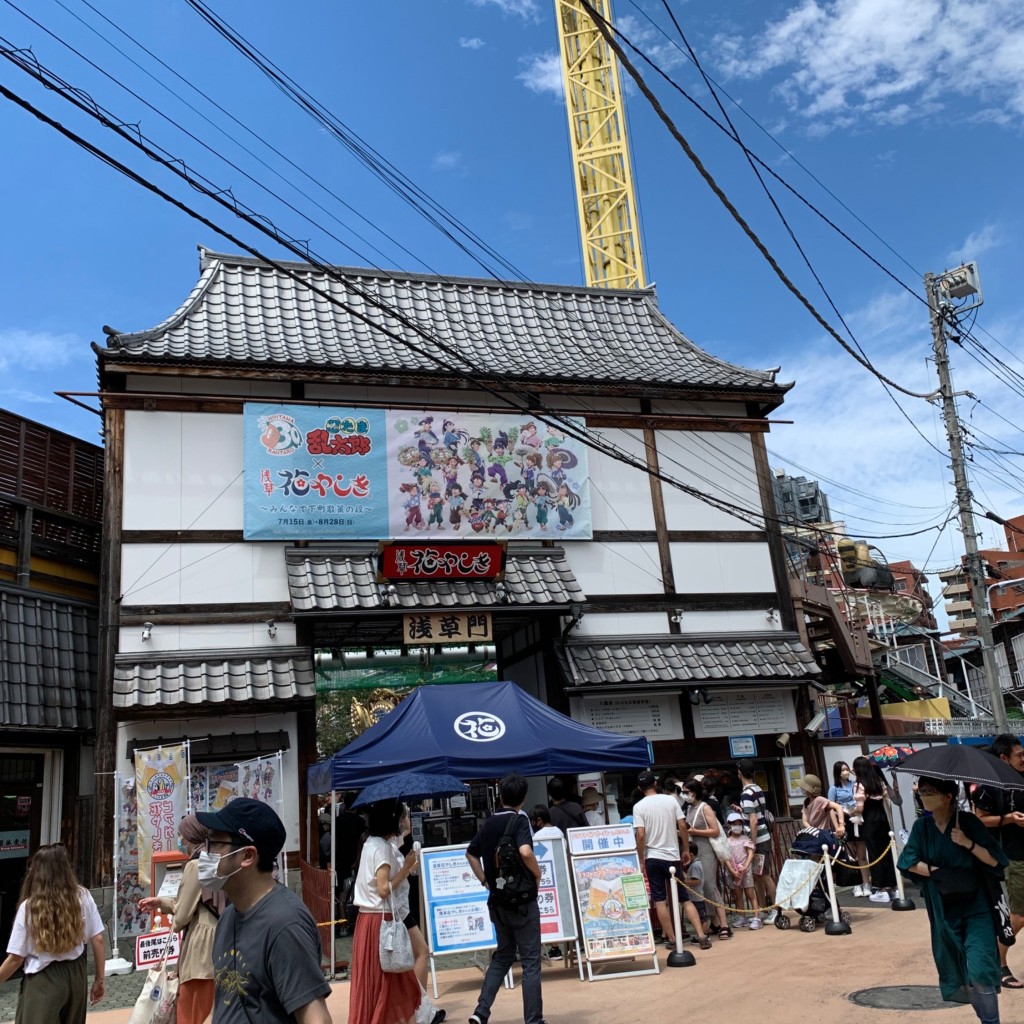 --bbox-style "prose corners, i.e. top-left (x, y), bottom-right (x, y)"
top-left (893, 744), bottom-right (1024, 789)
top-left (350, 772), bottom-right (469, 808)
